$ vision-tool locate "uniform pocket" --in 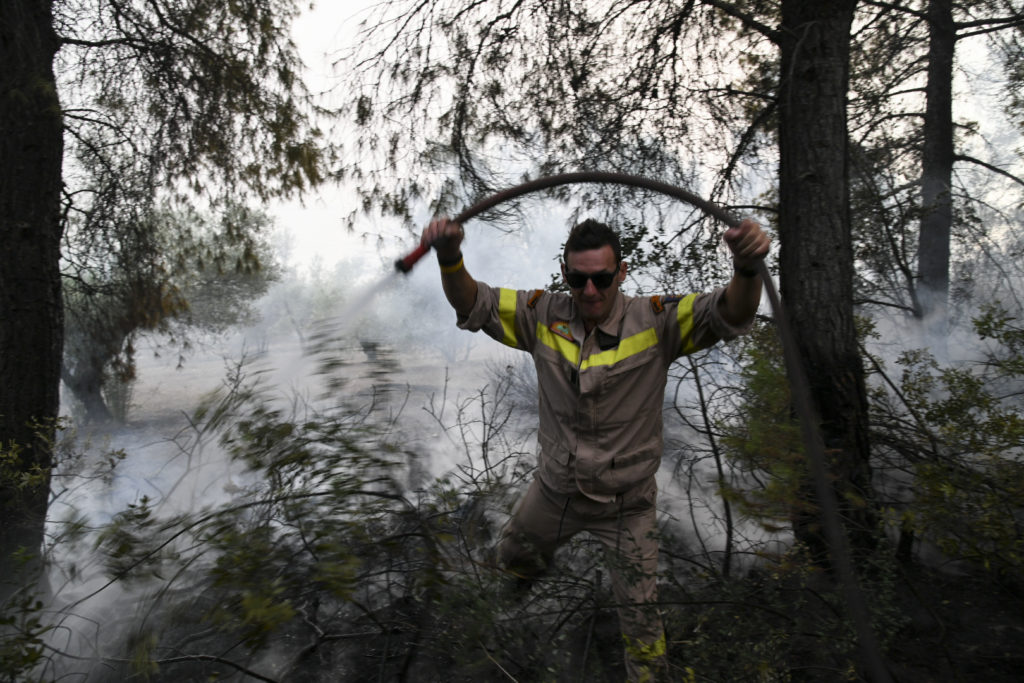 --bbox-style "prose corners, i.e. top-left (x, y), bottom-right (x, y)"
top-left (605, 445), bottom-right (661, 492)
top-left (611, 447), bottom-right (660, 470)
top-left (597, 344), bottom-right (660, 397)
top-left (600, 345), bottom-right (652, 376)
top-left (536, 348), bottom-right (580, 398)
top-left (537, 430), bottom-right (574, 491)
